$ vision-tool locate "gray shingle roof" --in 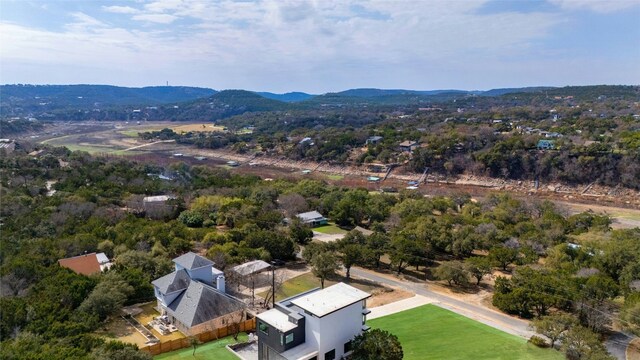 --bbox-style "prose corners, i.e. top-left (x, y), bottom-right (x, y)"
top-left (173, 252), bottom-right (214, 270)
top-left (152, 269), bottom-right (191, 294)
top-left (166, 281), bottom-right (245, 327)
